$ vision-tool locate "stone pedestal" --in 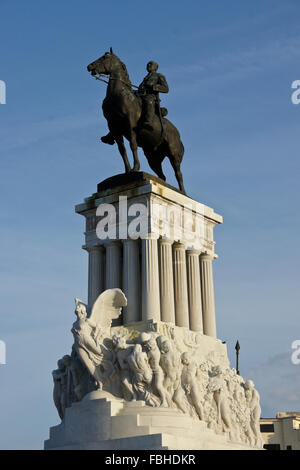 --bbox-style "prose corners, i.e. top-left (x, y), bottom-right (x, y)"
top-left (45, 394), bottom-right (257, 450)
top-left (45, 173), bottom-right (264, 452)
top-left (76, 172), bottom-right (222, 333)
top-left (45, 323), bottom-right (234, 450)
